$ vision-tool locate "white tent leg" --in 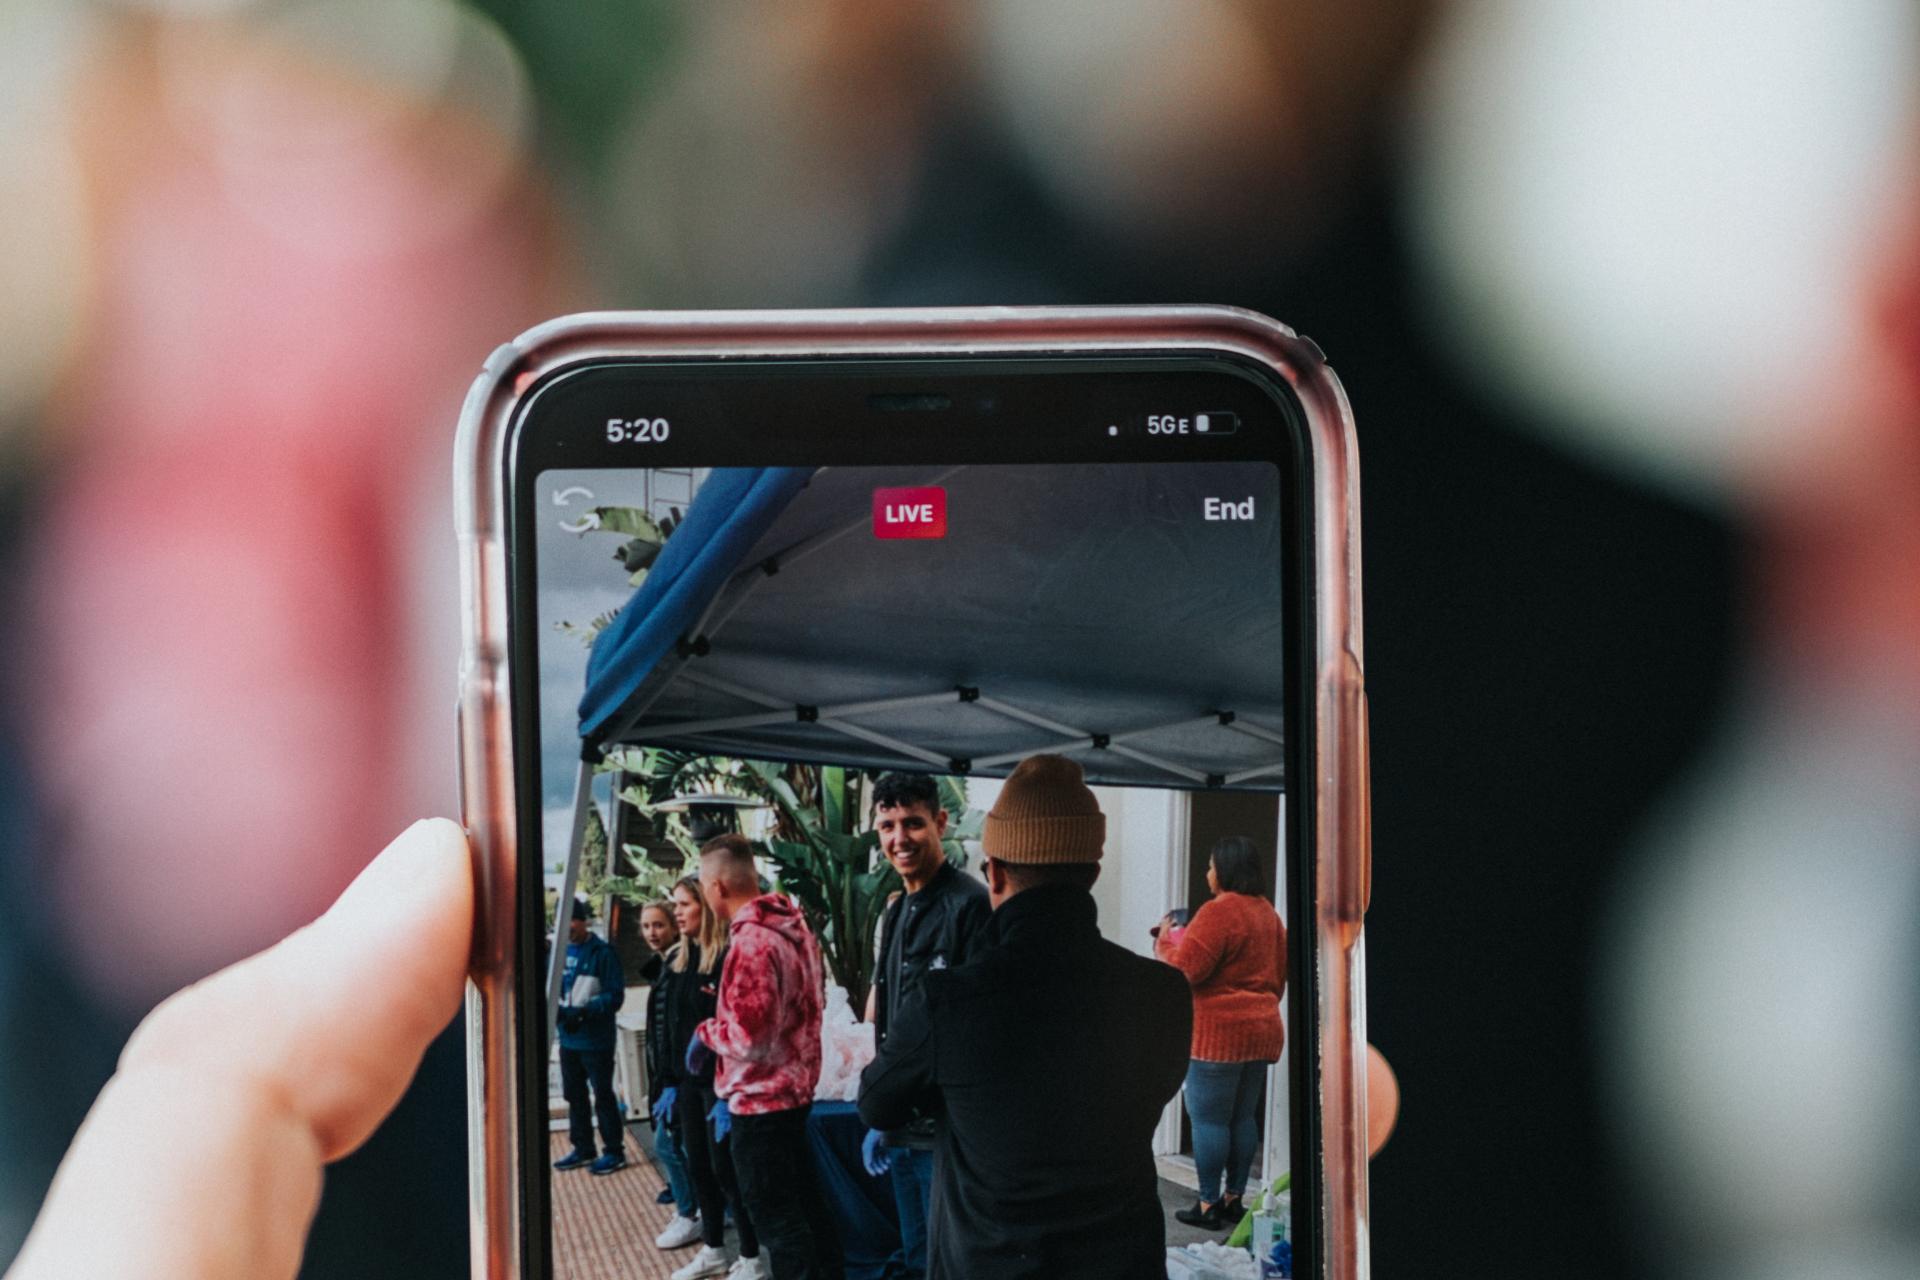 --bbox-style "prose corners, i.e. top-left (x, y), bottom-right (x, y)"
top-left (1264, 790), bottom-right (1292, 1194)
top-left (1154, 790), bottom-right (1194, 1160)
top-left (547, 758), bottom-right (597, 1036)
